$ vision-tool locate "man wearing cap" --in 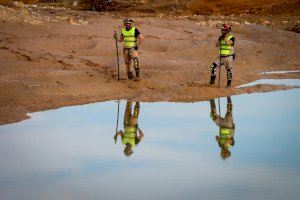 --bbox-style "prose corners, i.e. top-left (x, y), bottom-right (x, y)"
top-left (115, 18), bottom-right (144, 80)
top-left (209, 24), bottom-right (235, 87)
top-left (114, 101), bottom-right (144, 157)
